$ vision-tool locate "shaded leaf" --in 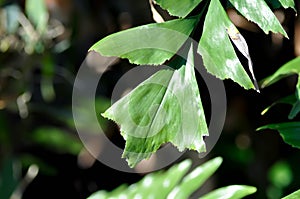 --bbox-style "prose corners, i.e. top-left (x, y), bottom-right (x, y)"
top-left (167, 157), bottom-right (223, 199)
top-left (257, 122), bottom-right (300, 149)
top-left (261, 57), bottom-right (300, 98)
top-left (283, 189), bottom-right (300, 199)
top-left (90, 17), bottom-right (199, 65)
top-left (229, 0), bottom-right (287, 37)
top-left (102, 44), bottom-right (208, 167)
top-left (261, 94), bottom-right (300, 119)
top-left (25, 0), bottom-right (48, 34)
top-left (200, 185), bottom-right (257, 199)
top-left (265, 0), bottom-right (282, 9)
top-left (155, 0), bottom-right (203, 18)
top-left (260, 57), bottom-right (300, 119)
top-left (198, 0), bottom-right (254, 90)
